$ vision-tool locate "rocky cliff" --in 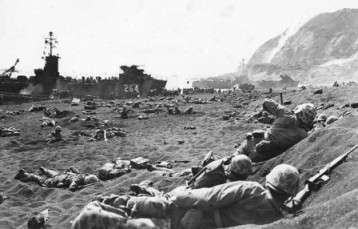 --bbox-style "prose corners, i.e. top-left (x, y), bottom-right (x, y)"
top-left (248, 8), bottom-right (358, 85)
